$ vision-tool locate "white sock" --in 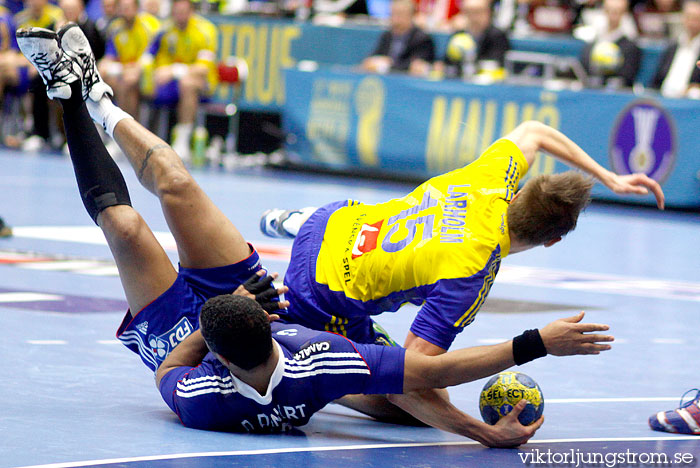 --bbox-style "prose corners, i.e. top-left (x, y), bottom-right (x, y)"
top-left (86, 96), bottom-right (133, 139)
top-left (281, 207), bottom-right (316, 237)
top-left (173, 123), bottom-right (194, 145)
